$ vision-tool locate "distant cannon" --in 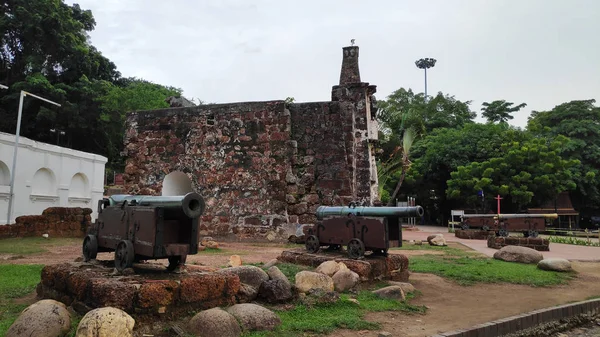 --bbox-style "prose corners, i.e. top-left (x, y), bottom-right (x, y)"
top-left (460, 213), bottom-right (557, 237)
top-left (306, 203), bottom-right (424, 259)
top-left (82, 192), bottom-right (206, 272)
